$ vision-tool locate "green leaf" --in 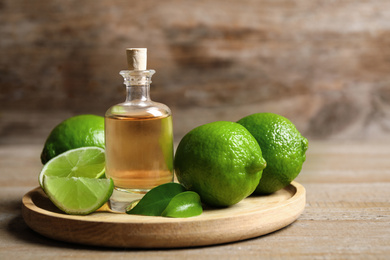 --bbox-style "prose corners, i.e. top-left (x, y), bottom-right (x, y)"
top-left (126, 183), bottom-right (186, 216)
top-left (161, 191), bottom-right (203, 218)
